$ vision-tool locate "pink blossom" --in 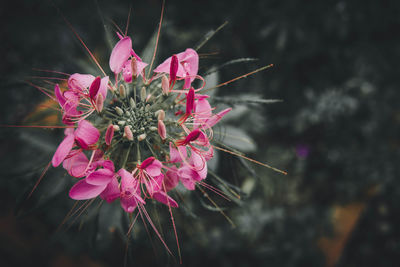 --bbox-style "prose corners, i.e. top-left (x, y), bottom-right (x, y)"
top-left (55, 74), bottom-right (109, 123)
top-left (192, 98), bottom-right (232, 129)
top-left (177, 150), bottom-right (207, 190)
top-left (118, 169), bottom-right (145, 213)
top-left (109, 36), bottom-right (148, 82)
top-left (153, 48), bottom-right (199, 89)
top-left (68, 158), bottom-right (115, 200)
top-left (136, 157), bottom-right (178, 207)
top-left (67, 73), bottom-right (109, 100)
top-left (137, 157), bottom-right (164, 196)
top-left (52, 120), bottom-right (100, 167)
top-left (62, 150), bottom-right (103, 178)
